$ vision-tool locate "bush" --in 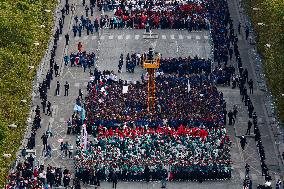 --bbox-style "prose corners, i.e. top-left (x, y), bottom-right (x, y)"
top-left (243, 0), bottom-right (284, 124)
top-left (0, 0), bottom-right (56, 186)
